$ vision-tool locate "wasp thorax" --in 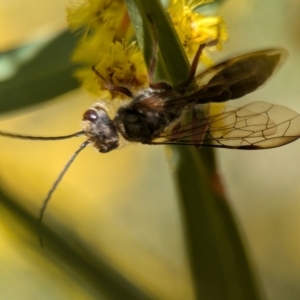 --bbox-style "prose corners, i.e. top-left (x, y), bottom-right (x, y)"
top-left (82, 106), bottom-right (119, 153)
